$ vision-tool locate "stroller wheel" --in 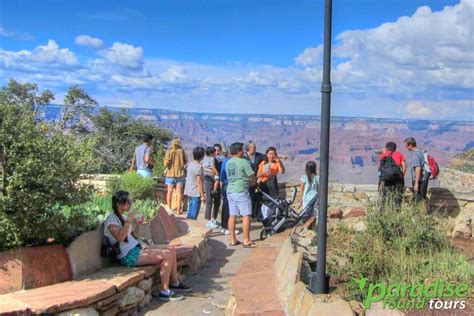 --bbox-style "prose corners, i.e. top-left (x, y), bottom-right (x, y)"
top-left (260, 227), bottom-right (272, 241)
